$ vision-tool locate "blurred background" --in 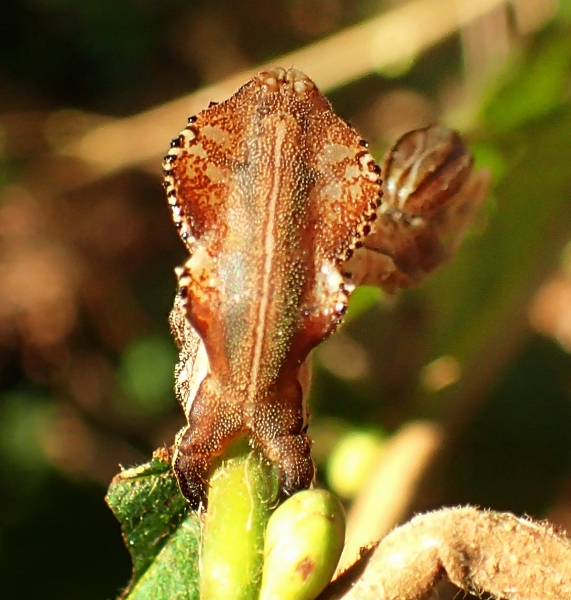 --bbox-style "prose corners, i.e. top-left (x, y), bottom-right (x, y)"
top-left (1, 0), bottom-right (571, 598)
